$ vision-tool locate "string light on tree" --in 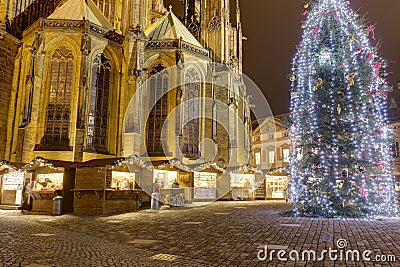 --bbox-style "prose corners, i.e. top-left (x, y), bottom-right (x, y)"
top-left (289, 0), bottom-right (398, 217)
